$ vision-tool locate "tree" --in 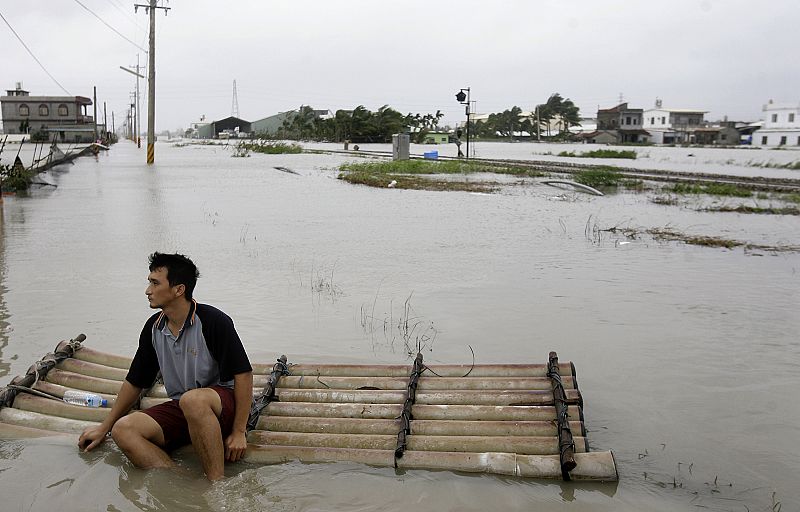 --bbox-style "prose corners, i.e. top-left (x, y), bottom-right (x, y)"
top-left (535, 93), bottom-right (581, 136)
